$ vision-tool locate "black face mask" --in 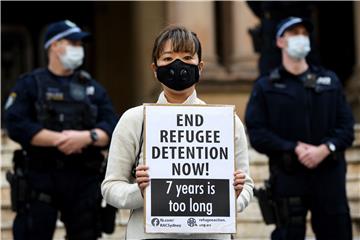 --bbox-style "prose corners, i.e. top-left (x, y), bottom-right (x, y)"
top-left (156, 59), bottom-right (200, 91)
